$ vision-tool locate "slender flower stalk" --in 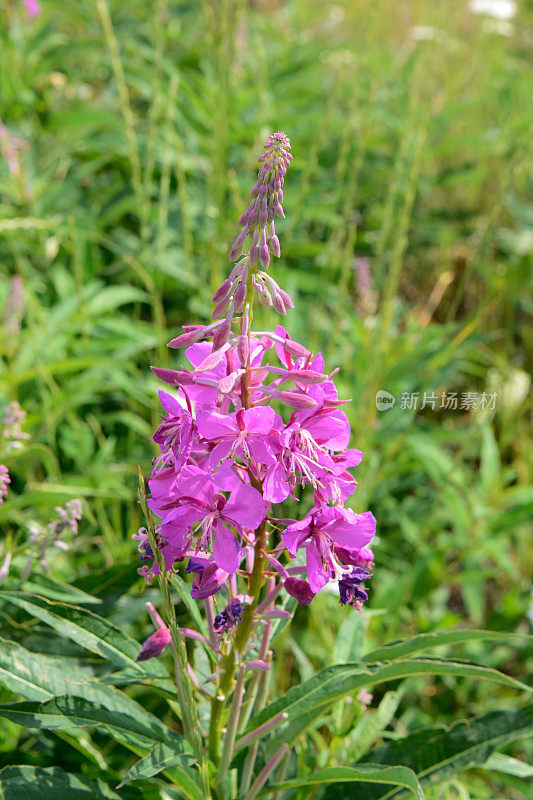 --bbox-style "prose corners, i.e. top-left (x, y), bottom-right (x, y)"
top-left (136, 132), bottom-right (376, 798)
